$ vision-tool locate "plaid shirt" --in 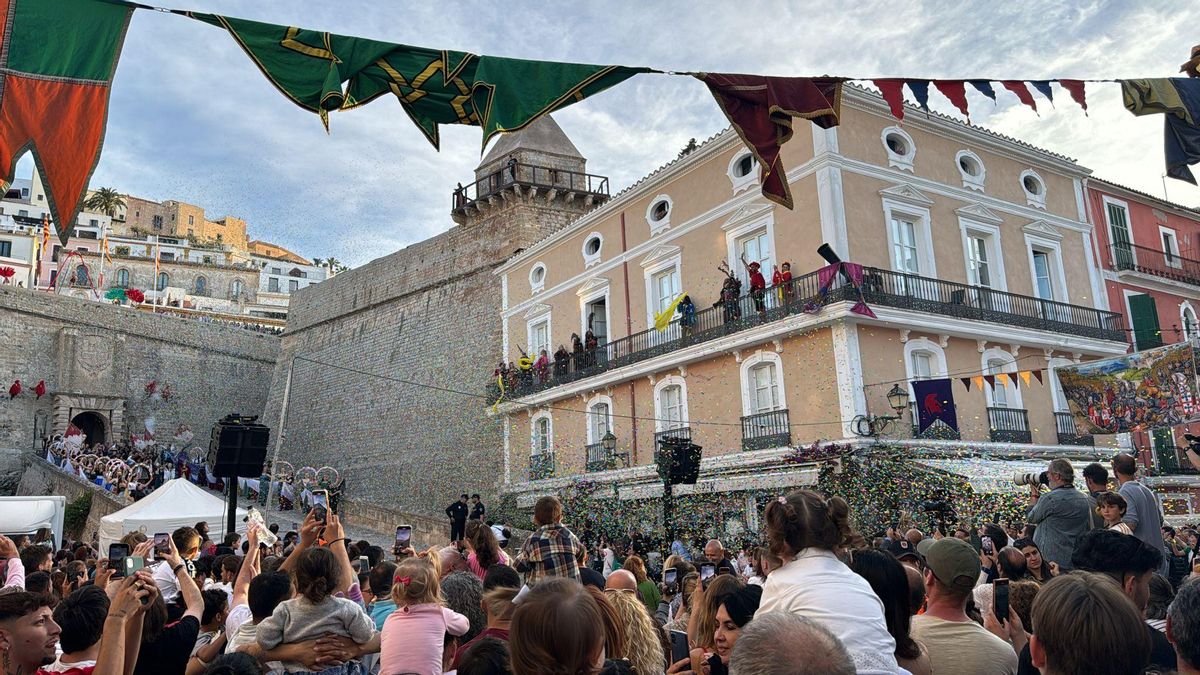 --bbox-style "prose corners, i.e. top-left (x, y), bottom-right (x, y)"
top-left (514, 522), bottom-right (585, 584)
